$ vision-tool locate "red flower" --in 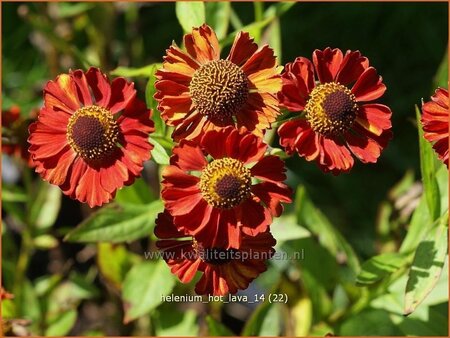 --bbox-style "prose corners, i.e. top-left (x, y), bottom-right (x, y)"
top-left (28, 67), bottom-right (154, 207)
top-left (278, 48), bottom-right (393, 174)
top-left (421, 87), bottom-right (449, 167)
top-left (2, 105), bottom-right (35, 166)
top-left (155, 24), bottom-right (281, 142)
top-left (161, 126), bottom-right (292, 248)
top-left (155, 211), bottom-right (275, 296)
